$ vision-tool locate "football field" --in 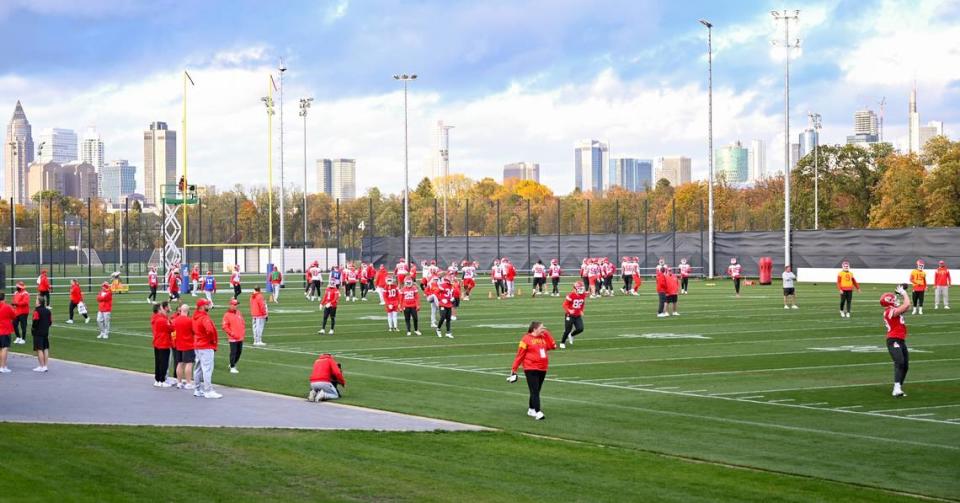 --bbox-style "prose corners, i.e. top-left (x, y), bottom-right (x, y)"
top-left (7, 277), bottom-right (959, 501)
